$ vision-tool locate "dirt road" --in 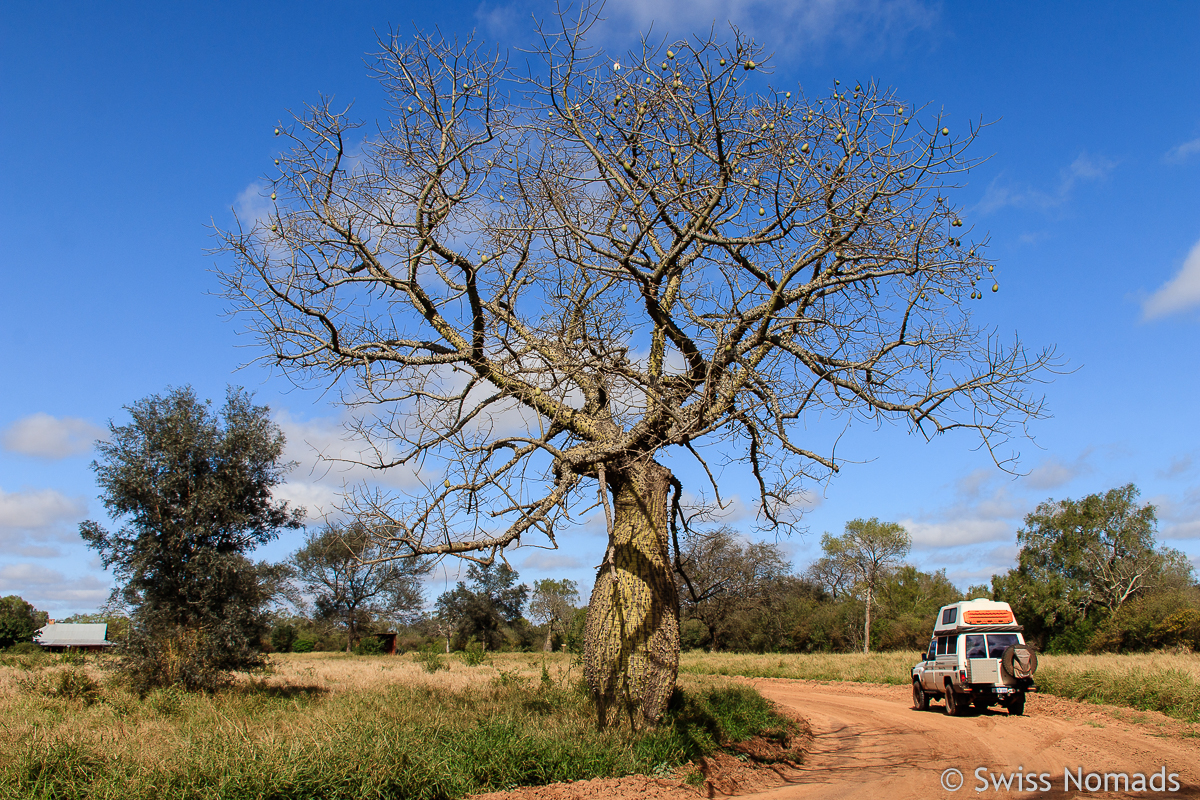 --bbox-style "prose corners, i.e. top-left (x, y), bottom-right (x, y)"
top-left (476, 678), bottom-right (1200, 800)
top-left (740, 679), bottom-right (1199, 799)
